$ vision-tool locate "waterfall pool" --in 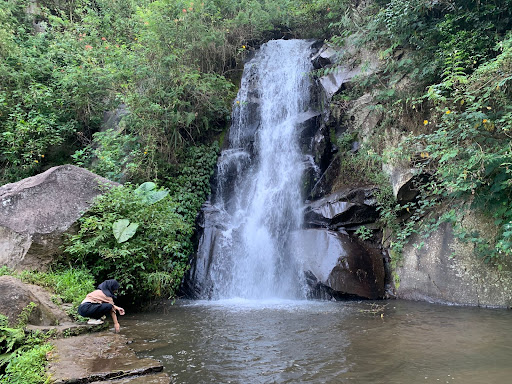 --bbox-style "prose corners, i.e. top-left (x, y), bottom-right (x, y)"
top-left (121, 299), bottom-right (512, 383)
